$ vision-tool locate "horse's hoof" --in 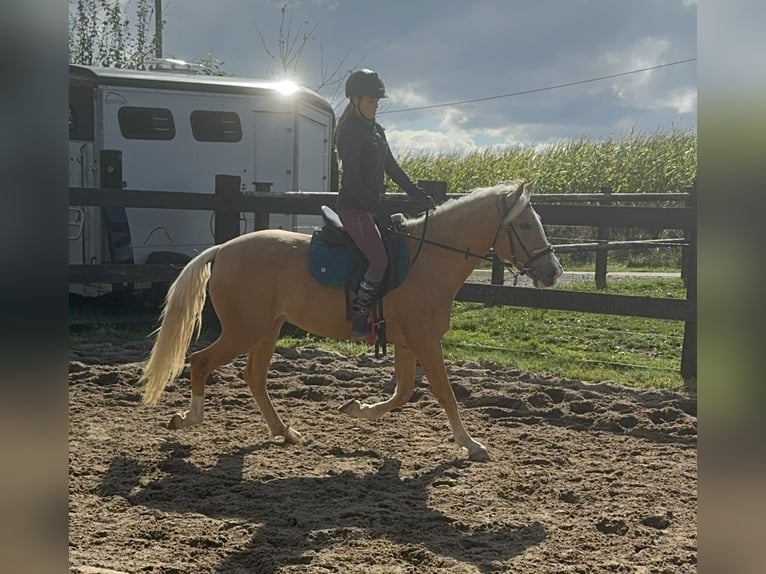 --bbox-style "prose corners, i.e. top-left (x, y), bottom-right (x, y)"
top-left (339, 399), bottom-right (362, 417)
top-left (468, 446), bottom-right (491, 462)
top-left (282, 426), bottom-right (303, 445)
top-left (167, 413), bottom-right (183, 430)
